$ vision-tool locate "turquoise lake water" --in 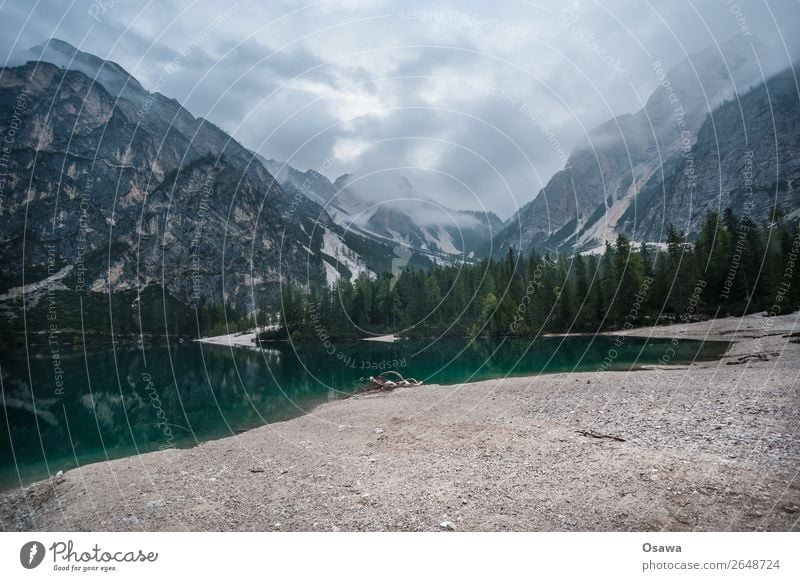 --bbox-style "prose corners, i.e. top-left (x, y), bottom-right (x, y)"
top-left (0, 335), bottom-right (729, 489)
